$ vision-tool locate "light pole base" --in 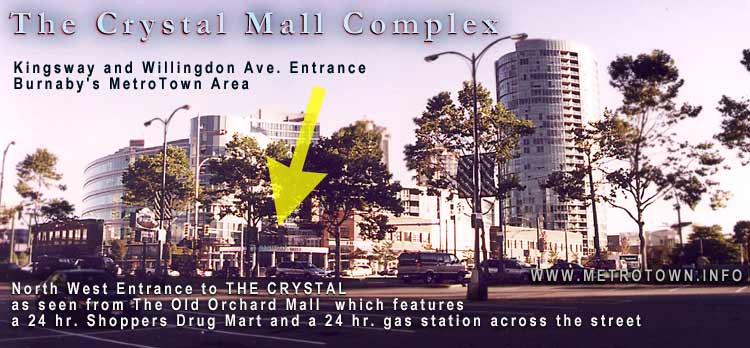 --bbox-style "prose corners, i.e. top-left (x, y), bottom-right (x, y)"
top-left (466, 269), bottom-right (488, 301)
